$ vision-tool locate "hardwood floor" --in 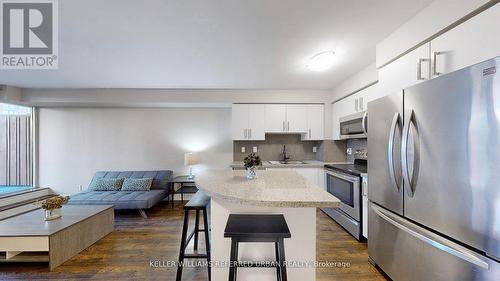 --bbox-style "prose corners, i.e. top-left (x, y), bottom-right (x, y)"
top-left (0, 201), bottom-right (386, 280)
